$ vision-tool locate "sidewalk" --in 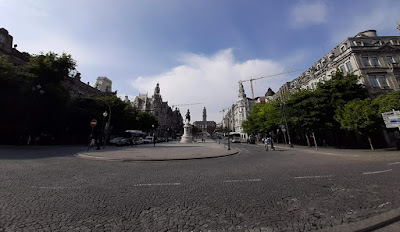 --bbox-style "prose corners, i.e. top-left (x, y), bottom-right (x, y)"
top-left (256, 141), bottom-right (400, 160)
top-left (77, 140), bottom-right (237, 161)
